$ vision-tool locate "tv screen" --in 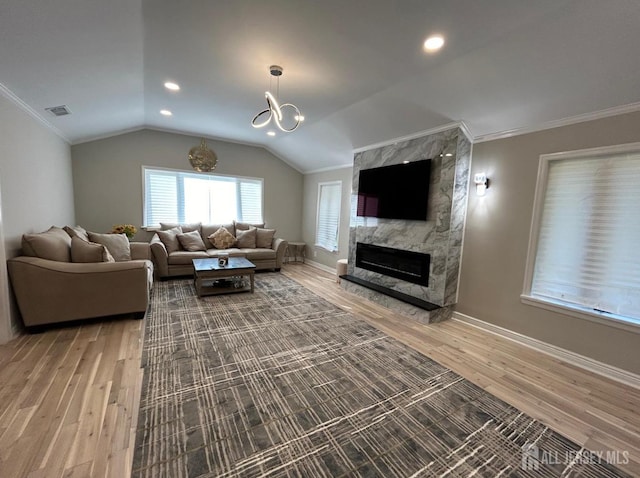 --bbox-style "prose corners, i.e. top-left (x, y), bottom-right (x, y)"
top-left (357, 159), bottom-right (431, 220)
